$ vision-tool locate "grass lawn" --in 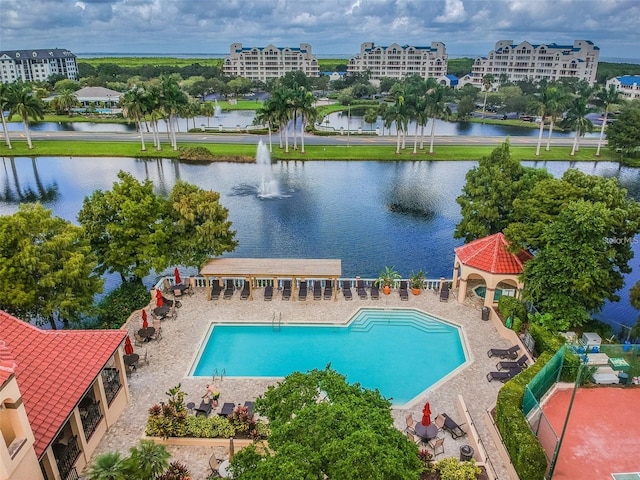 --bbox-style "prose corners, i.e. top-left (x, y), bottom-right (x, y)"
top-left (0, 139), bottom-right (619, 162)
